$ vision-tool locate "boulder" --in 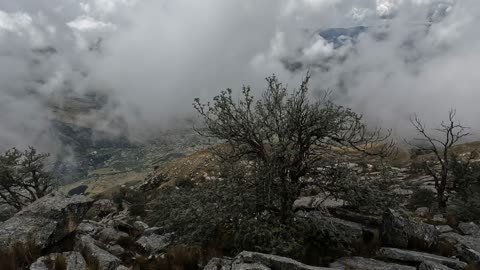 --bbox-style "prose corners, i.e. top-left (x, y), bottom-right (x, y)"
top-left (418, 261), bottom-right (454, 270)
top-left (97, 227), bottom-right (129, 244)
top-left (329, 207), bottom-right (382, 227)
top-left (415, 207), bottom-right (430, 218)
top-left (77, 221), bottom-right (103, 236)
top-left (30, 251), bottom-right (87, 270)
top-left (133, 221), bottom-right (149, 231)
top-left (144, 226), bottom-right (163, 235)
top-left (136, 233), bottom-right (173, 254)
top-left (330, 256), bottom-right (415, 270)
top-left (75, 234), bottom-right (121, 270)
top-left (86, 199), bottom-right (117, 220)
top-left (107, 244), bottom-right (125, 257)
top-left (440, 232), bottom-right (480, 263)
top-left (378, 247), bottom-right (467, 270)
top-left (204, 257), bottom-right (233, 270)
top-left (457, 222), bottom-right (480, 237)
top-left (381, 209), bottom-right (439, 250)
top-left (232, 251), bottom-right (332, 270)
top-left (0, 193), bottom-right (93, 252)
top-left (232, 263), bottom-right (271, 270)
top-left (436, 225), bottom-right (453, 234)
top-left (298, 211), bottom-right (378, 247)
top-left (116, 266), bottom-right (130, 270)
